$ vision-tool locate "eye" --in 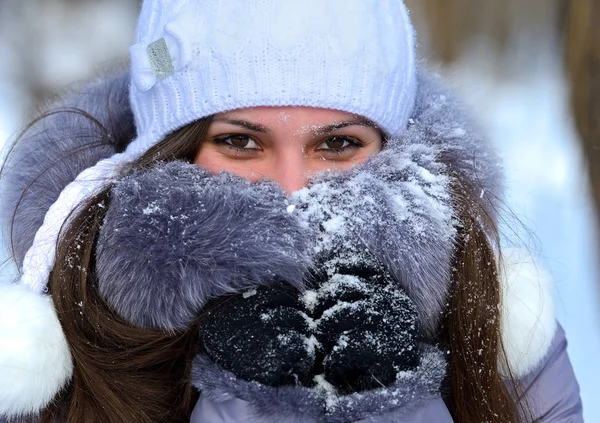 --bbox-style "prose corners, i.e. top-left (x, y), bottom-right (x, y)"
top-left (316, 136), bottom-right (363, 153)
top-left (214, 134), bottom-right (261, 151)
